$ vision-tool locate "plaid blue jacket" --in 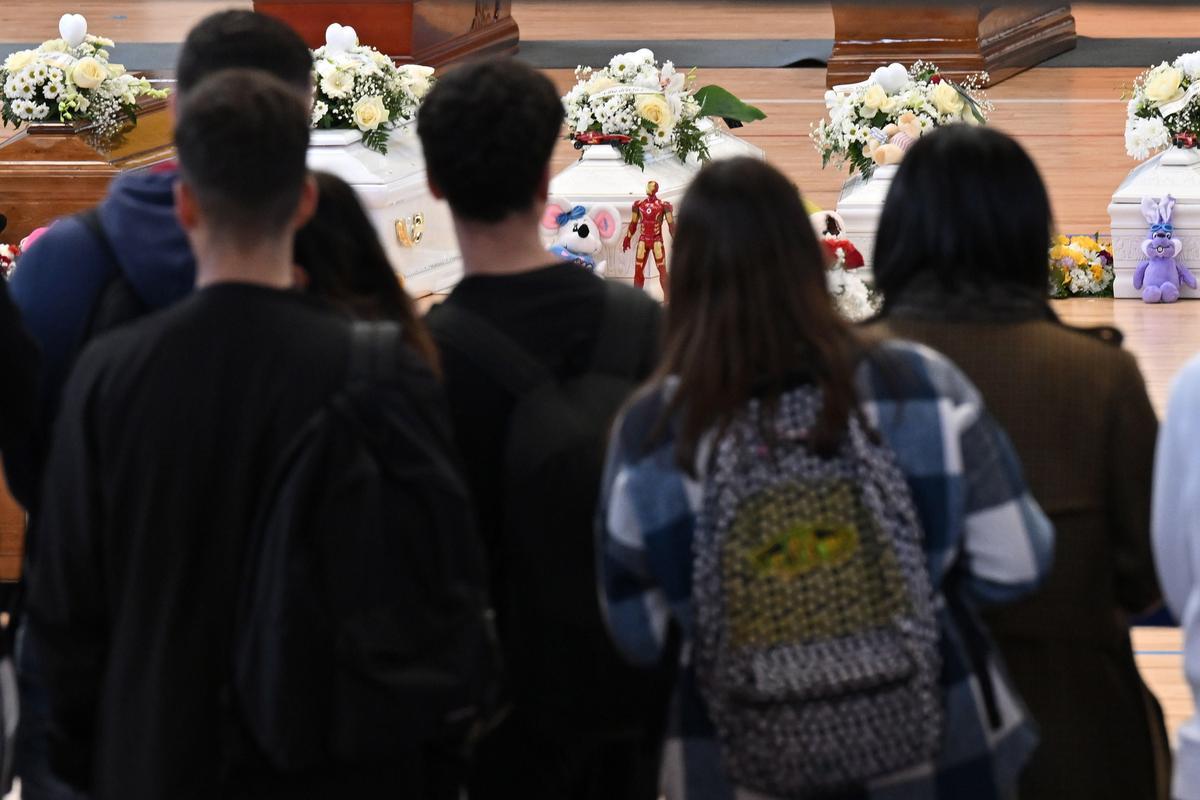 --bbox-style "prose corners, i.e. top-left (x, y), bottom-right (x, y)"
top-left (599, 340), bottom-right (1054, 800)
